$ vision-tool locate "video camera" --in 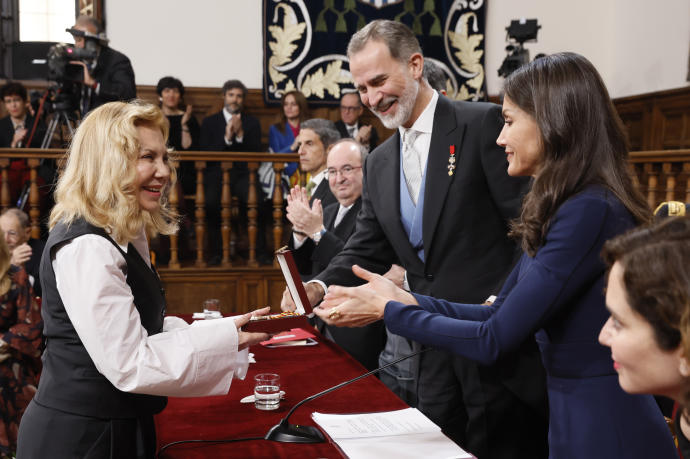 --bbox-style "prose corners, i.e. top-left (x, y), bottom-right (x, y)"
top-left (497, 19), bottom-right (541, 78)
top-left (46, 43), bottom-right (97, 81)
top-left (46, 26), bottom-right (106, 82)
